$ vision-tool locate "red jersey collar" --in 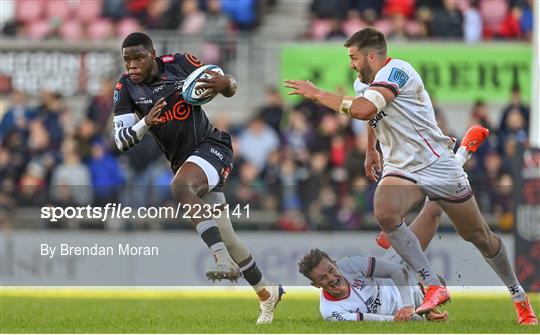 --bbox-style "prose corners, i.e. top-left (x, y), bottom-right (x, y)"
top-left (384, 57), bottom-right (392, 65)
top-left (322, 281), bottom-right (351, 301)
